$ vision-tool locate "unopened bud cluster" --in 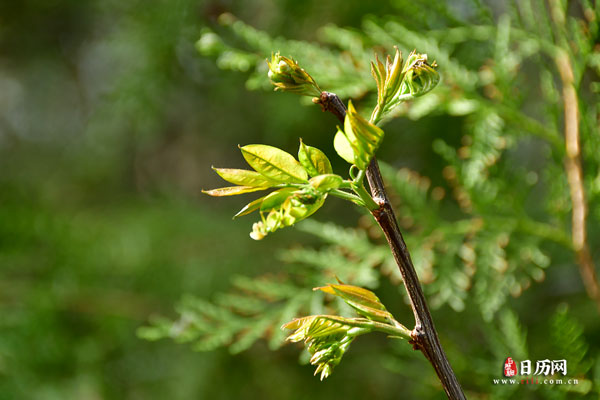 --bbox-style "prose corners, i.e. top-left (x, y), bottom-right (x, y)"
top-left (371, 48), bottom-right (440, 123)
top-left (267, 53), bottom-right (322, 97)
top-left (400, 50), bottom-right (440, 97)
top-left (250, 188), bottom-right (325, 240)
